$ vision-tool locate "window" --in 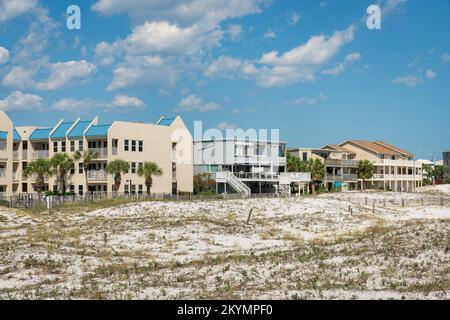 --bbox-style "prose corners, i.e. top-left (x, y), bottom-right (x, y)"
top-left (124, 184), bottom-right (129, 194)
top-left (70, 141), bottom-right (75, 152)
top-left (138, 140), bottom-right (143, 152)
top-left (61, 141), bottom-right (66, 152)
top-left (70, 185), bottom-right (75, 193)
top-left (53, 185), bottom-right (58, 192)
top-left (131, 184), bottom-right (136, 194)
top-left (78, 185), bottom-right (83, 195)
top-left (138, 162), bottom-right (143, 171)
top-left (302, 152), bottom-right (308, 161)
top-left (131, 162), bottom-right (136, 174)
top-left (131, 140), bottom-right (136, 152)
top-left (124, 139), bottom-right (129, 151)
top-left (70, 163), bottom-right (75, 175)
top-left (53, 141), bottom-right (58, 153)
top-left (78, 163), bottom-right (83, 174)
top-left (79, 140), bottom-right (83, 151)
top-left (138, 185), bottom-right (143, 194)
